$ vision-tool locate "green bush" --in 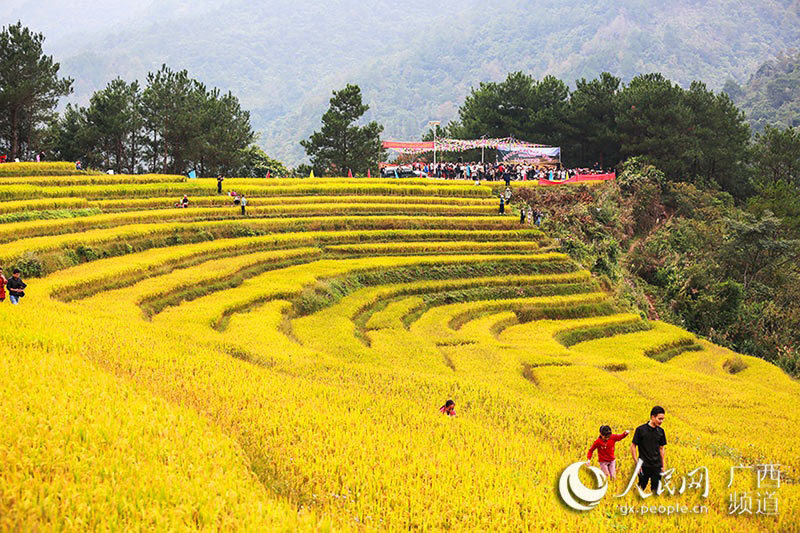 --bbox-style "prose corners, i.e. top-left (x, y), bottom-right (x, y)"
top-left (13, 253), bottom-right (44, 277)
top-left (774, 346), bottom-right (800, 377)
